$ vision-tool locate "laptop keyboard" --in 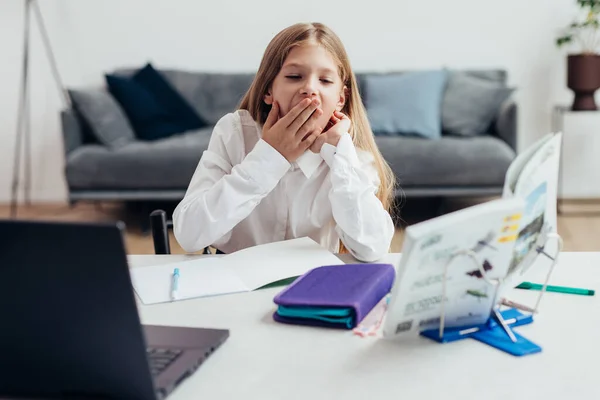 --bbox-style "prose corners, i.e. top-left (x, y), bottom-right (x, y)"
top-left (147, 347), bottom-right (182, 377)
